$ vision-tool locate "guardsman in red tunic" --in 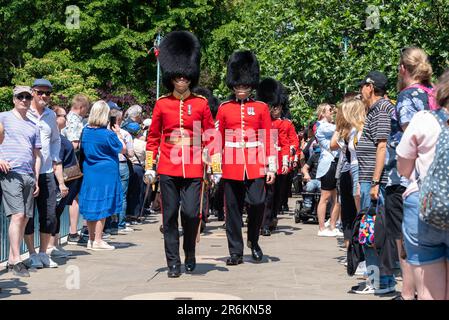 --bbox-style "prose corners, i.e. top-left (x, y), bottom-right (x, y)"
top-left (144, 31), bottom-right (218, 278)
top-left (256, 78), bottom-right (290, 236)
top-left (214, 51), bottom-right (276, 265)
top-left (280, 112), bottom-right (300, 212)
